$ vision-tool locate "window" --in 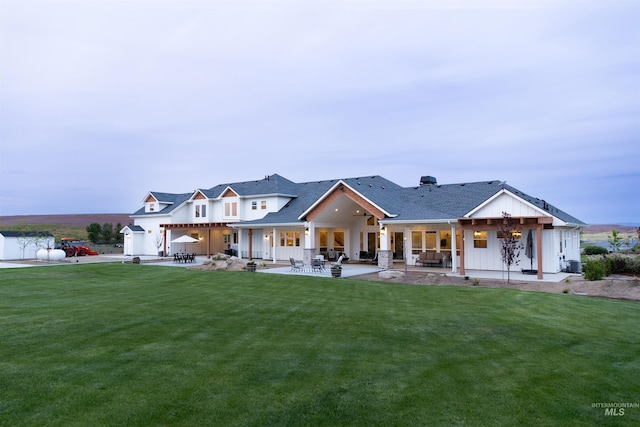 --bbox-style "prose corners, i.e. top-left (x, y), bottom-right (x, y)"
top-left (497, 230), bottom-right (521, 239)
top-left (440, 232), bottom-right (451, 249)
top-left (149, 204), bottom-right (155, 212)
top-left (334, 231), bottom-right (344, 252)
top-left (412, 231), bottom-right (421, 254)
top-left (473, 231), bottom-right (487, 248)
top-left (195, 204), bottom-right (207, 218)
top-left (251, 201), bottom-right (257, 210)
top-left (319, 231), bottom-right (328, 253)
top-left (261, 200), bottom-right (267, 210)
top-left (366, 216), bottom-right (376, 226)
top-left (280, 231), bottom-right (301, 247)
top-left (425, 231), bottom-right (437, 250)
top-left (223, 234), bottom-right (231, 244)
top-left (224, 202), bottom-right (238, 217)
